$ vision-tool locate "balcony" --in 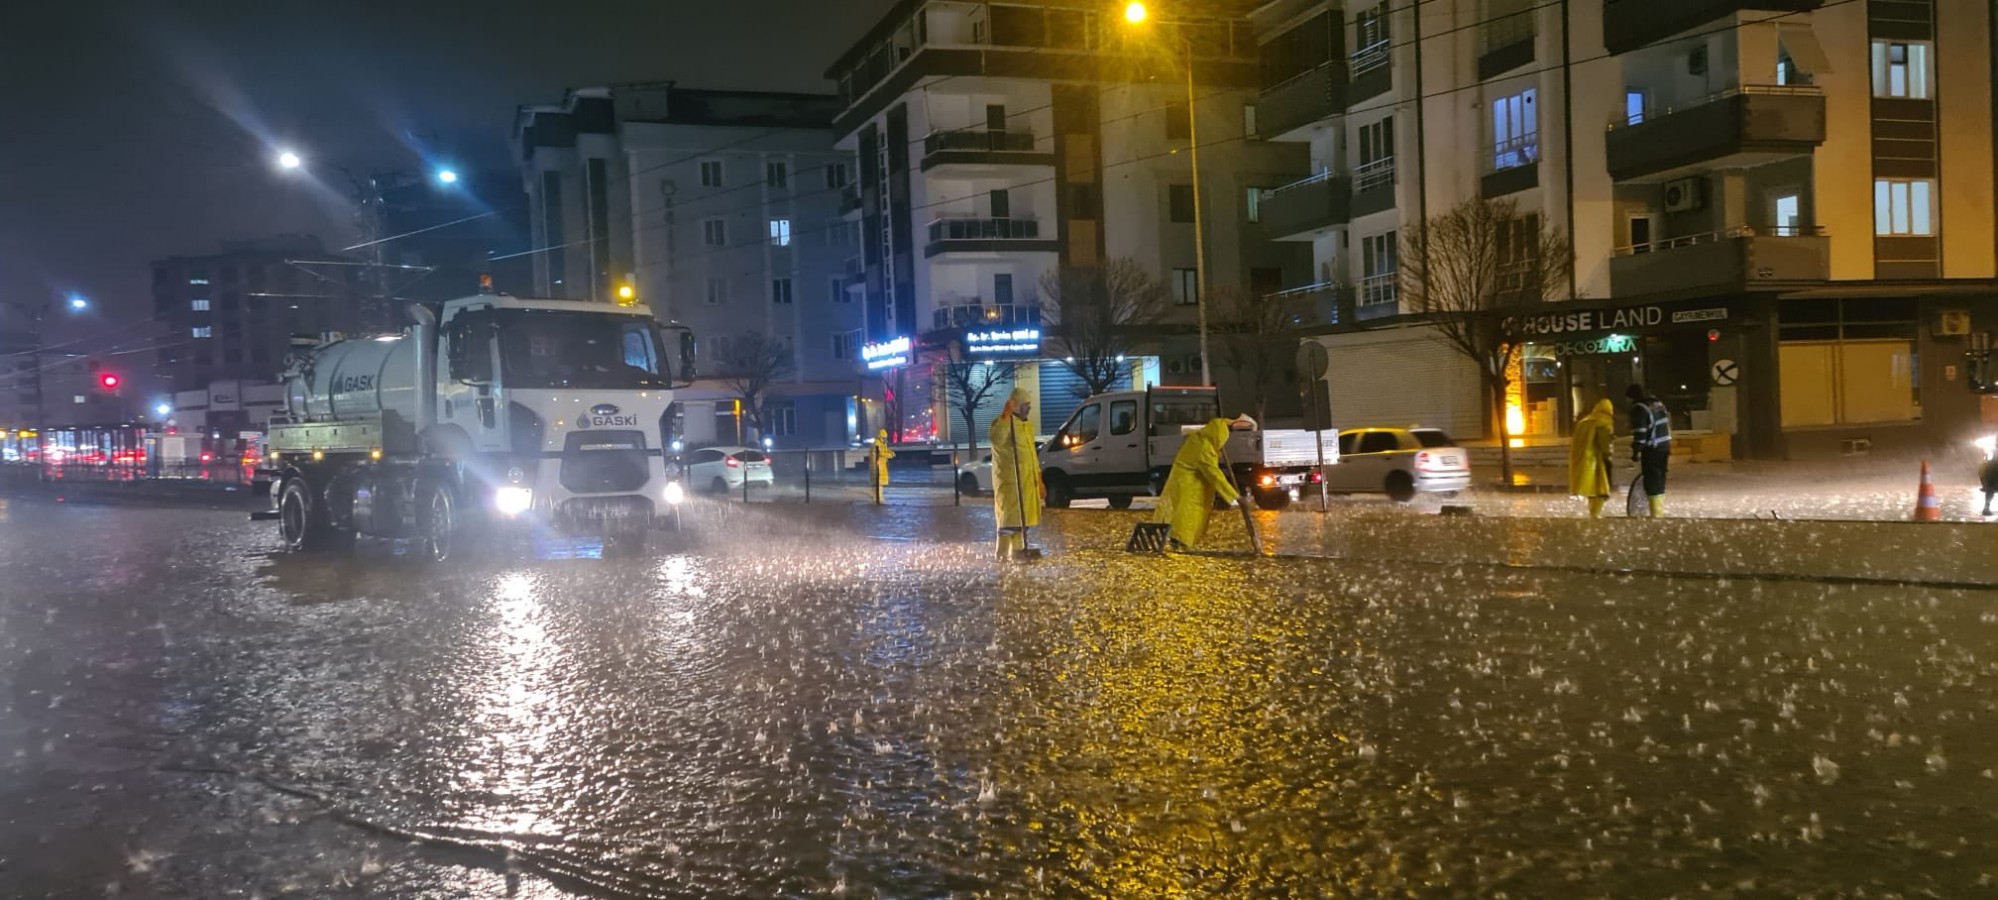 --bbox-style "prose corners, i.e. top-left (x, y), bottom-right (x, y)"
top-left (923, 216), bottom-right (1060, 257)
top-left (1357, 272), bottom-right (1398, 319)
top-left (1350, 158), bottom-right (1396, 218)
top-left (1482, 135), bottom-right (1540, 198)
top-left (930, 300), bottom-right (1042, 332)
top-left (920, 129), bottom-right (1054, 171)
top-left (1609, 227), bottom-right (1829, 301)
top-left (1478, 11), bottom-right (1536, 80)
top-left (1261, 172), bottom-right (1351, 241)
top-left (1604, 0), bottom-right (1823, 55)
top-left (1347, 41), bottom-right (1392, 106)
top-left (838, 185), bottom-right (862, 216)
top-left (1264, 281), bottom-right (1345, 326)
top-left (1606, 86), bottom-right (1826, 182)
top-left (1258, 63), bottom-right (1344, 141)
